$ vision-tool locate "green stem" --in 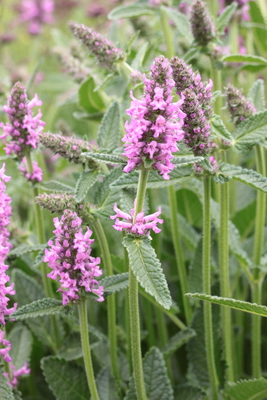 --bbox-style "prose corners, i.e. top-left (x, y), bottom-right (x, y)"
top-left (159, 6), bottom-right (175, 59)
top-left (142, 298), bottom-right (156, 348)
top-left (78, 299), bottom-right (100, 400)
top-left (168, 186), bottom-right (192, 325)
top-left (93, 219), bottom-right (120, 384)
top-left (252, 145), bottom-right (266, 378)
top-left (203, 176), bottom-right (218, 399)
top-left (130, 169), bottom-right (149, 400)
top-left (209, 59), bottom-right (222, 117)
top-left (219, 175), bottom-right (234, 381)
